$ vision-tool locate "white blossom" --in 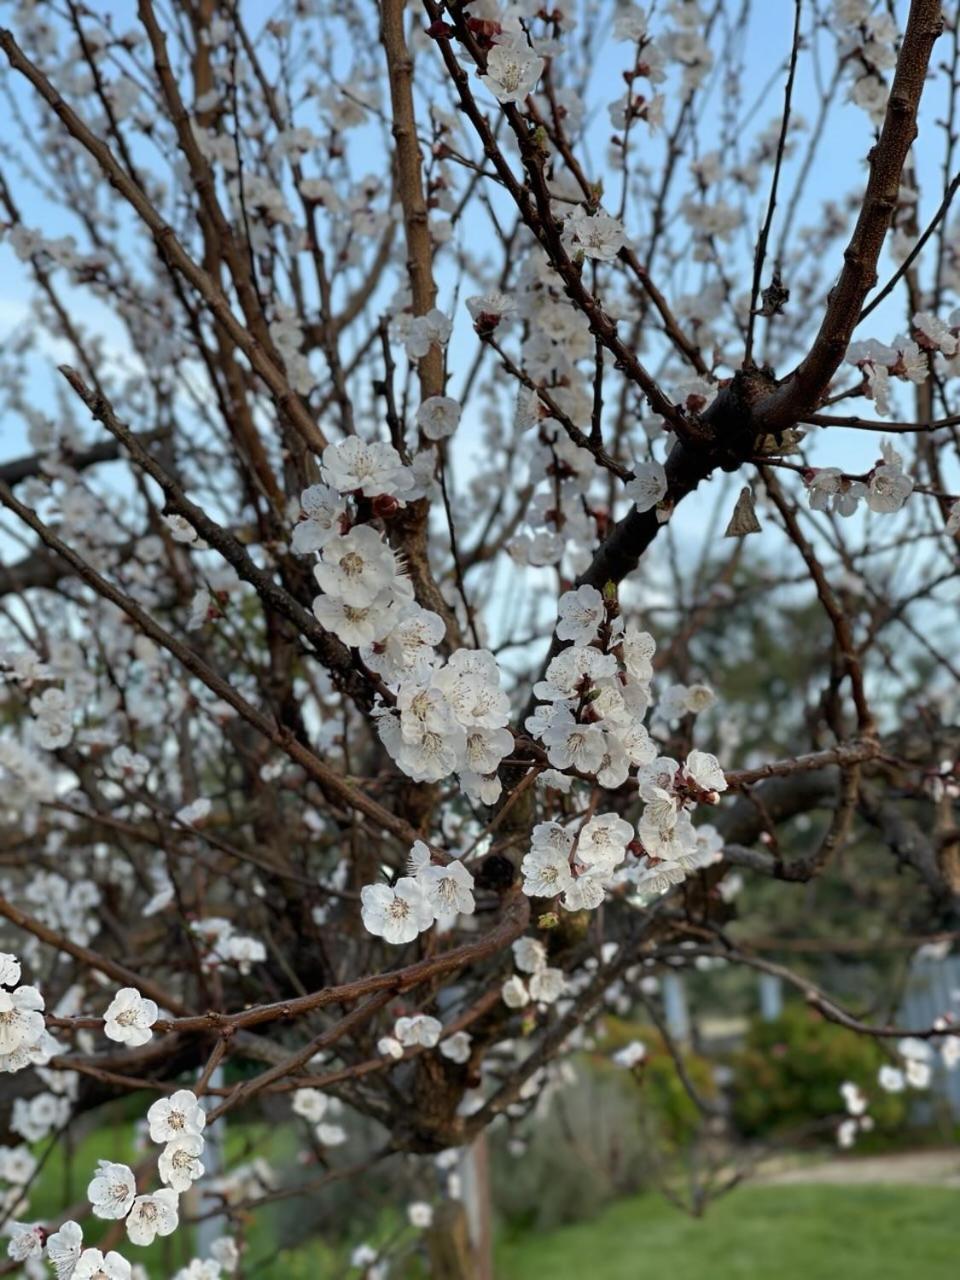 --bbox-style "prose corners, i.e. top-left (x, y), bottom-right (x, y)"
top-left (158, 1134), bottom-right (205, 1193)
top-left (87, 1160), bottom-right (136, 1220)
top-left (147, 1090), bottom-right (206, 1144)
top-left (624, 461), bottom-right (668, 512)
top-left (502, 976), bottom-right (530, 1008)
top-left (74, 1249), bottom-right (132, 1280)
top-left (394, 1015), bottom-right (443, 1048)
top-left (103, 989), bottom-right (158, 1048)
top-left (439, 1031), bottom-right (472, 1063)
top-left (46, 1221), bottom-right (83, 1280)
top-left (416, 396), bottom-right (461, 441)
top-left (480, 39), bottom-right (544, 105)
top-left (360, 878), bottom-right (434, 944)
top-left (125, 1189), bottom-right (179, 1246)
top-left (314, 526), bottom-right (403, 608)
top-left (556, 585), bottom-right (605, 645)
top-left (321, 438), bottom-right (413, 499)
